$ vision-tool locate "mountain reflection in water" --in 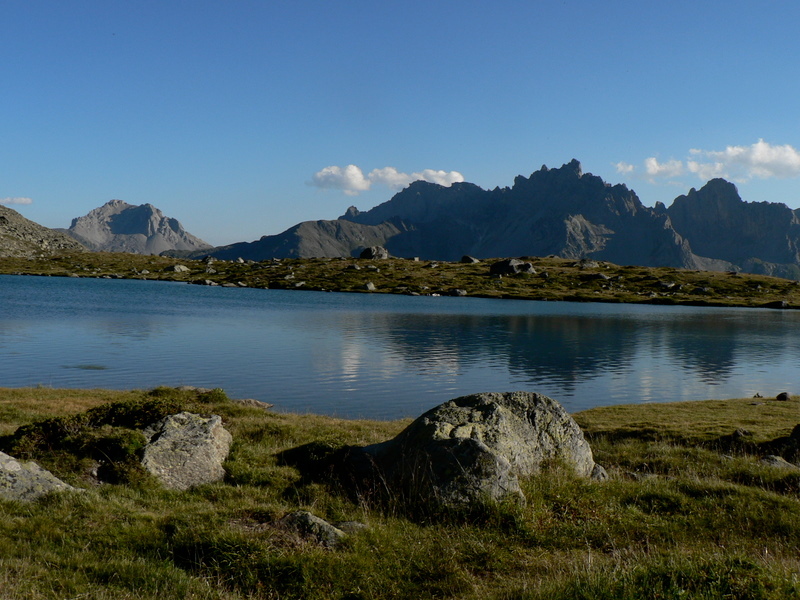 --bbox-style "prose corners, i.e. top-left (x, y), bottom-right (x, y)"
top-left (0, 275), bottom-right (797, 419)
